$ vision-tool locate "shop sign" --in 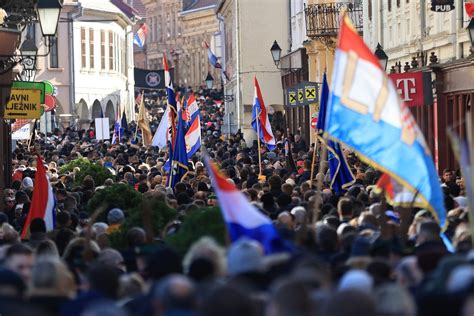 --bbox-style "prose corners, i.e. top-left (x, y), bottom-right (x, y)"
top-left (431, 0), bottom-right (455, 12)
top-left (388, 71), bottom-right (433, 107)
